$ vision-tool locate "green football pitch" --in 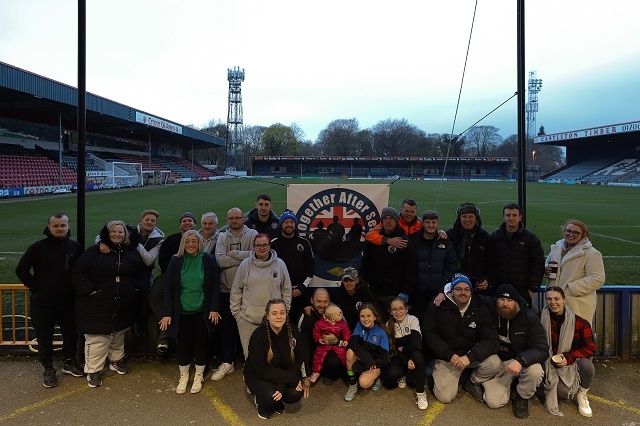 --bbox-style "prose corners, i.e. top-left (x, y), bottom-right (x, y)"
top-left (1, 178), bottom-right (638, 285)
